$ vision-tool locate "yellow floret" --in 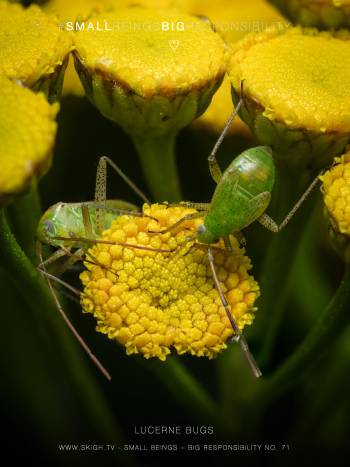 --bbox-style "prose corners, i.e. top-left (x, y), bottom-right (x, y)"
top-left (229, 27), bottom-right (350, 133)
top-left (0, 1), bottom-right (72, 86)
top-left (74, 7), bottom-right (228, 99)
top-left (80, 204), bottom-right (260, 360)
top-left (0, 76), bottom-right (58, 202)
top-left (320, 151), bottom-right (350, 235)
